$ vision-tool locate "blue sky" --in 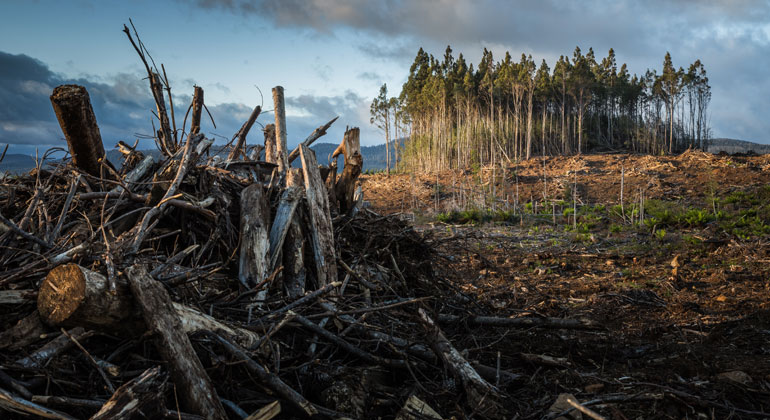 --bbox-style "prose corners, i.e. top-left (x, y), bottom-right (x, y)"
top-left (1, 0), bottom-right (769, 156)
